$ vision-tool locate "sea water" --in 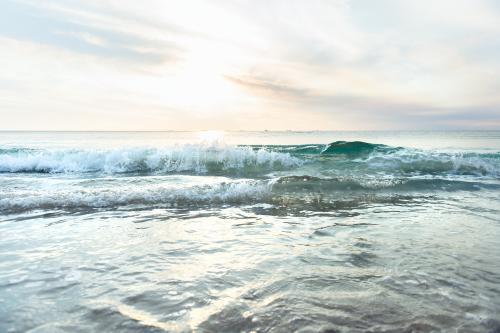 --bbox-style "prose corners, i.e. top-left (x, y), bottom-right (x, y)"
top-left (1, 131), bottom-right (499, 332)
